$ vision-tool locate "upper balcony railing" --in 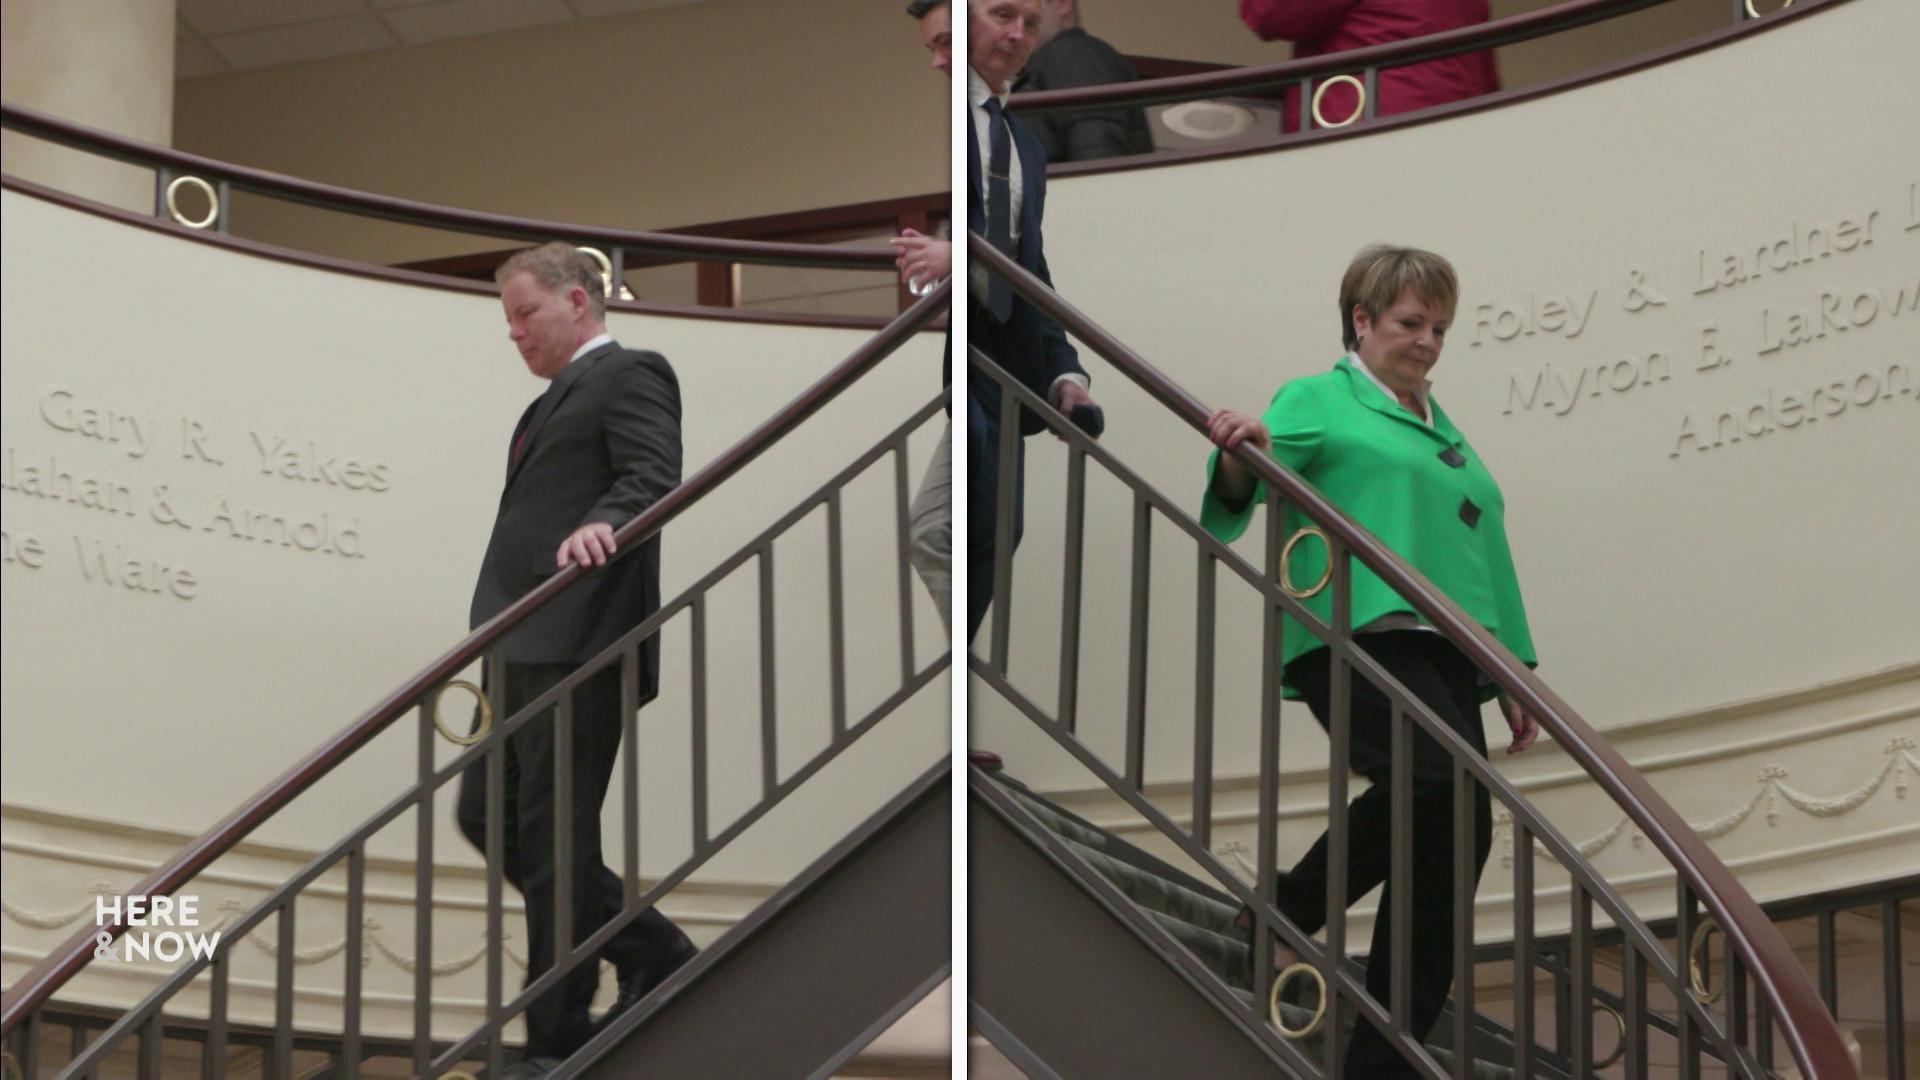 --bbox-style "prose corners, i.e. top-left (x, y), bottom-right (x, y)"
top-left (0, 102), bottom-right (942, 326)
top-left (1009, 0), bottom-right (1840, 173)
